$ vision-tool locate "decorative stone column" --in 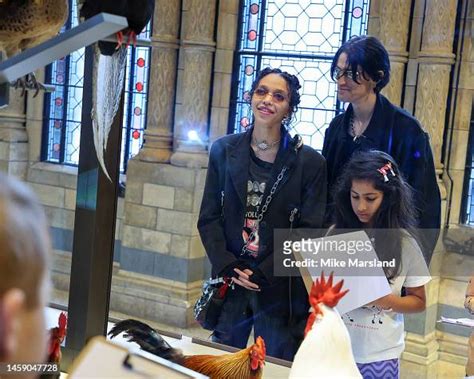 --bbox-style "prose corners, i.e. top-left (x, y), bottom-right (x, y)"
top-left (368, 0), bottom-right (411, 106)
top-left (138, 0), bottom-right (181, 163)
top-left (117, 0), bottom-right (220, 329)
top-left (0, 87), bottom-right (28, 179)
top-left (170, 0), bottom-right (217, 168)
top-left (403, 1), bottom-right (458, 378)
top-left (209, 0), bottom-right (240, 143)
top-left (415, 0), bottom-right (457, 187)
top-left (446, 0), bottom-right (473, 225)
